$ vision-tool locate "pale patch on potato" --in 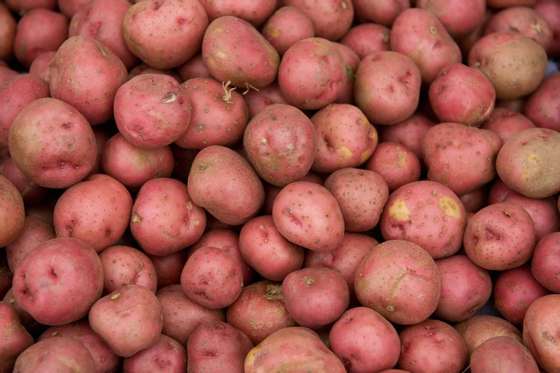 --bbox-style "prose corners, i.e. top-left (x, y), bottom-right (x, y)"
top-left (388, 199), bottom-right (410, 221)
top-left (439, 196), bottom-right (460, 218)
top-left (336, 146), bottom-right (353, 159)
top-left (245, 347), bottom-right (258, 367)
